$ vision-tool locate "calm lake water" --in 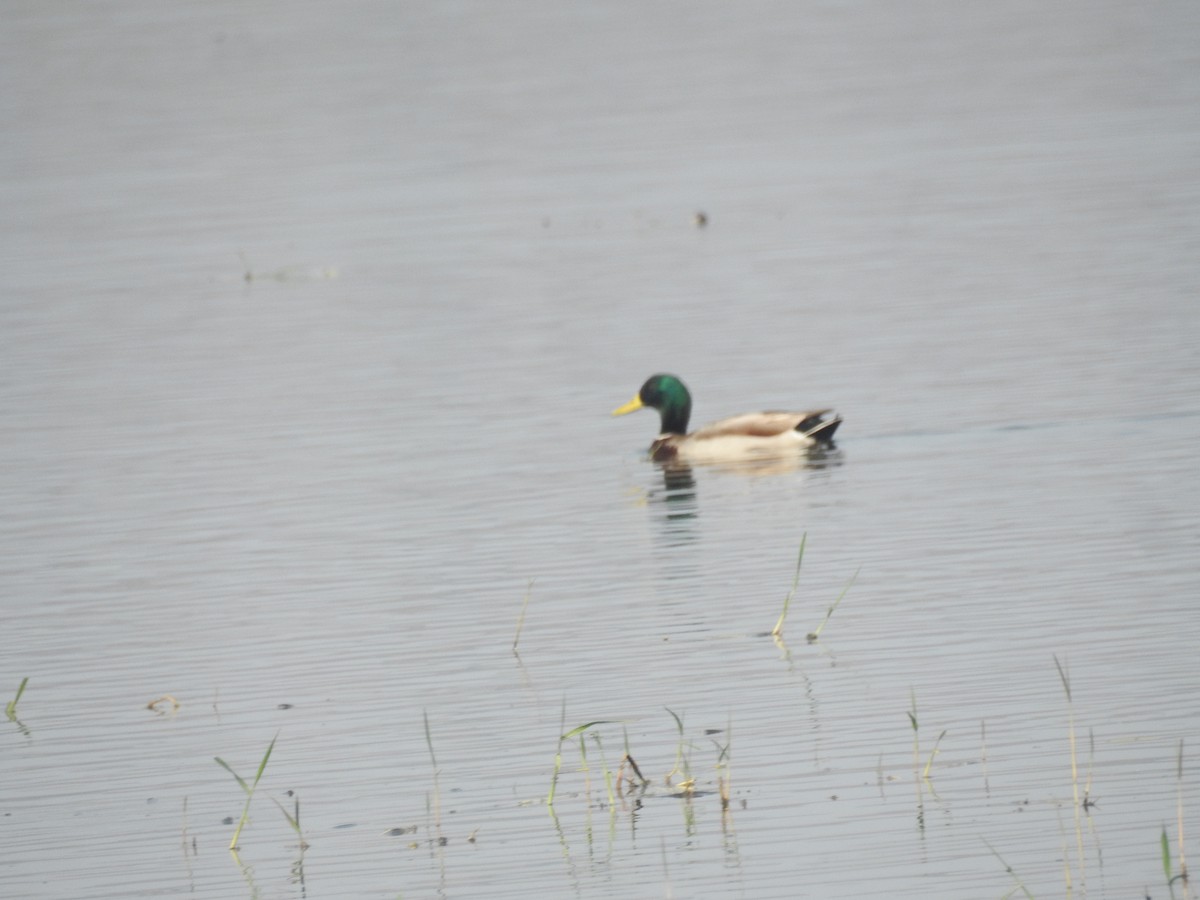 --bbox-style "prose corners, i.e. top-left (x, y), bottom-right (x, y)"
top-left (3, 1), bottom-right (1199, 898)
